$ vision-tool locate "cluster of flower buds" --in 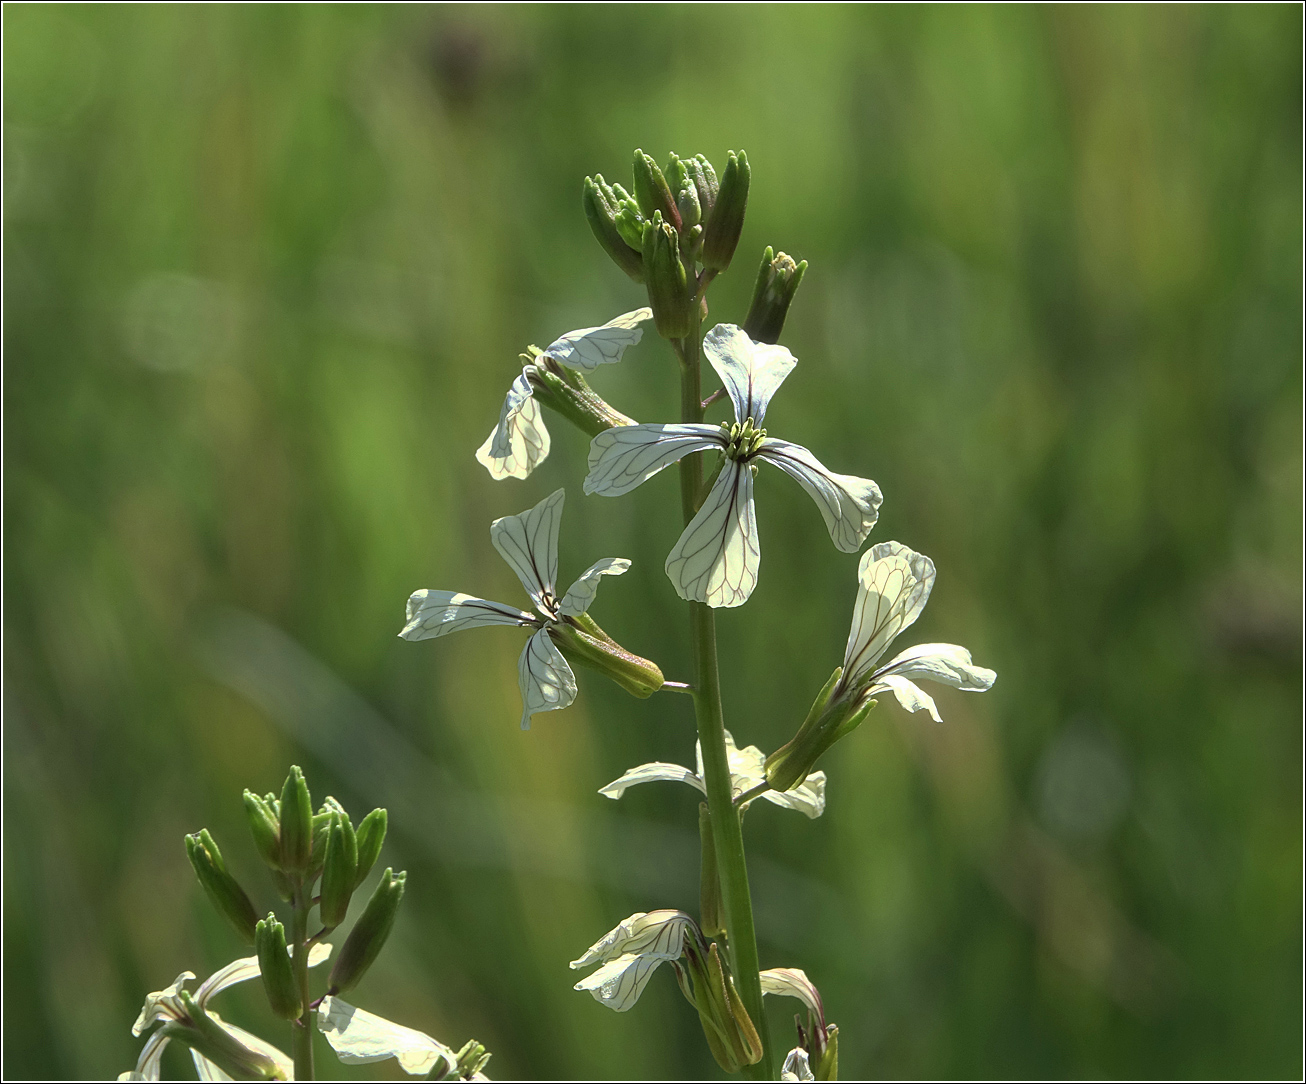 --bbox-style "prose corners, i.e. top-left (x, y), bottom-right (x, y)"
top-left (583, 149), bottom-right (752, 340)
